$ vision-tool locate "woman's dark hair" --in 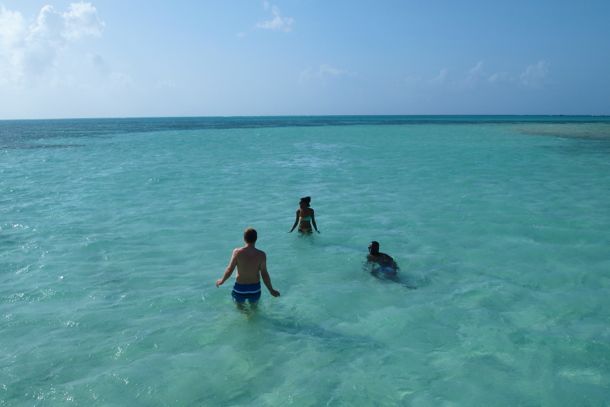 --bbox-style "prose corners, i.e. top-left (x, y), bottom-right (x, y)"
top-left (299, 196), bottom-right (311, 207)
